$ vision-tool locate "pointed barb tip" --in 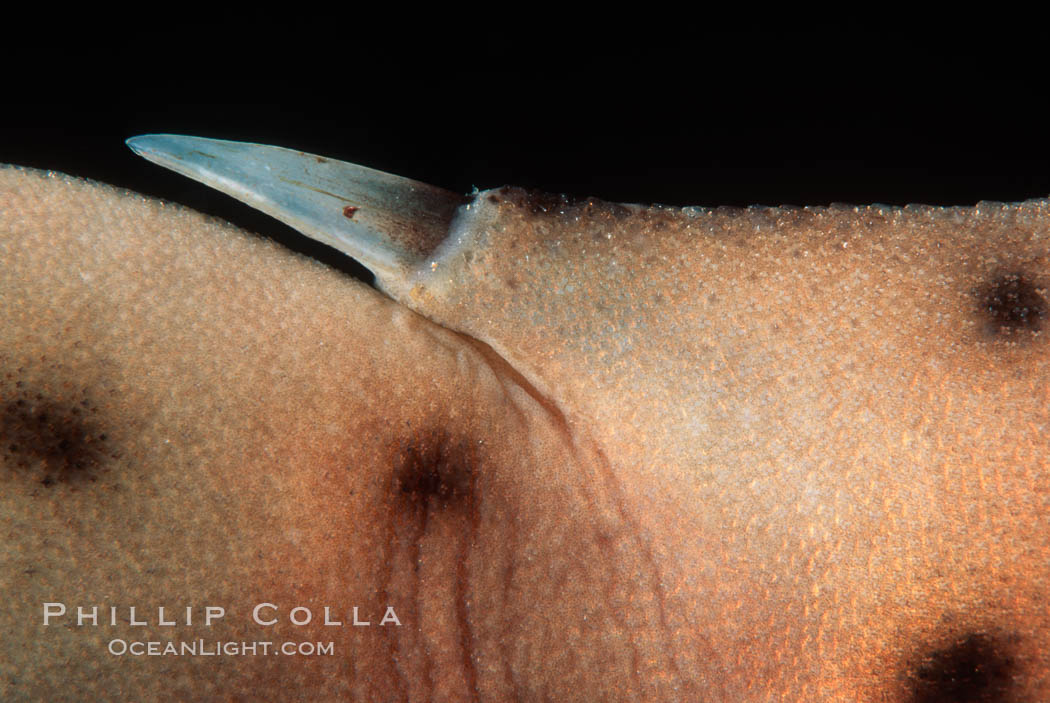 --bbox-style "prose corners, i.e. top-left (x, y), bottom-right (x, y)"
top-left (125, 134), bottom-right (468, 290)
